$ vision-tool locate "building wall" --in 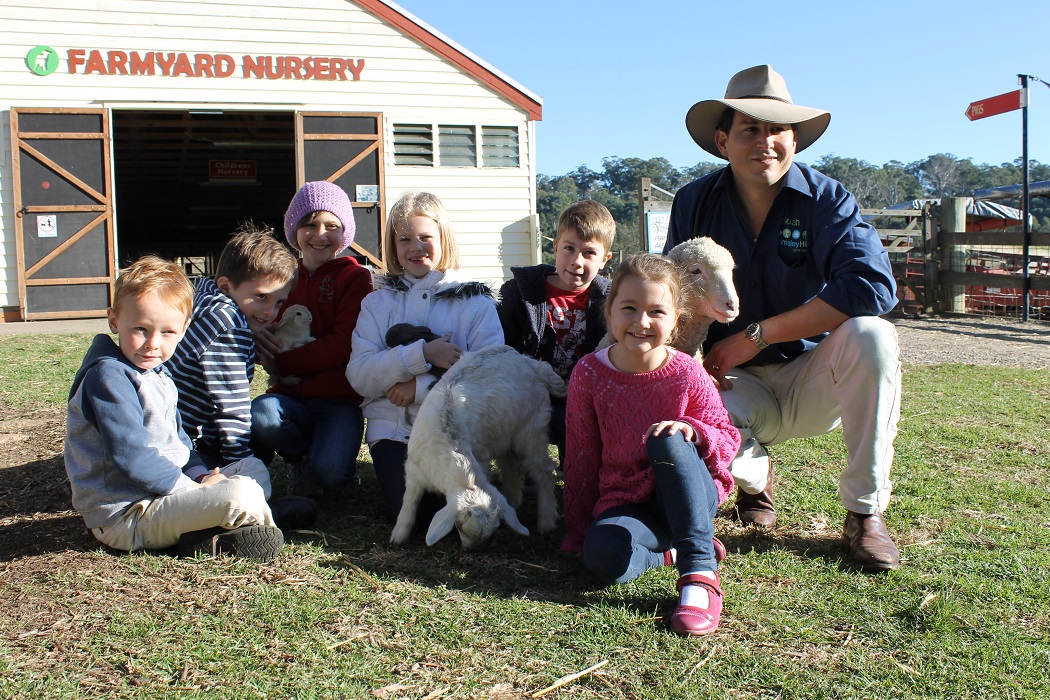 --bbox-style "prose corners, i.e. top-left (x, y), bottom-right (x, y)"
top-left (0, 0), bottom-right (538, 312)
